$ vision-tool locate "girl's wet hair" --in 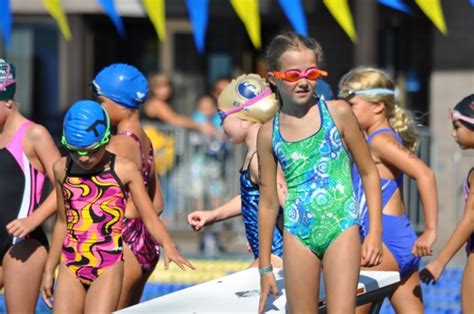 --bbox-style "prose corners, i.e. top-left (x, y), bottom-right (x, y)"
top-left (339, 67), bottom-right (419, 152)
top-left (264, 31), bottom-right (324, 71)
top-left (454, 94), bottom-right (474, 131)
